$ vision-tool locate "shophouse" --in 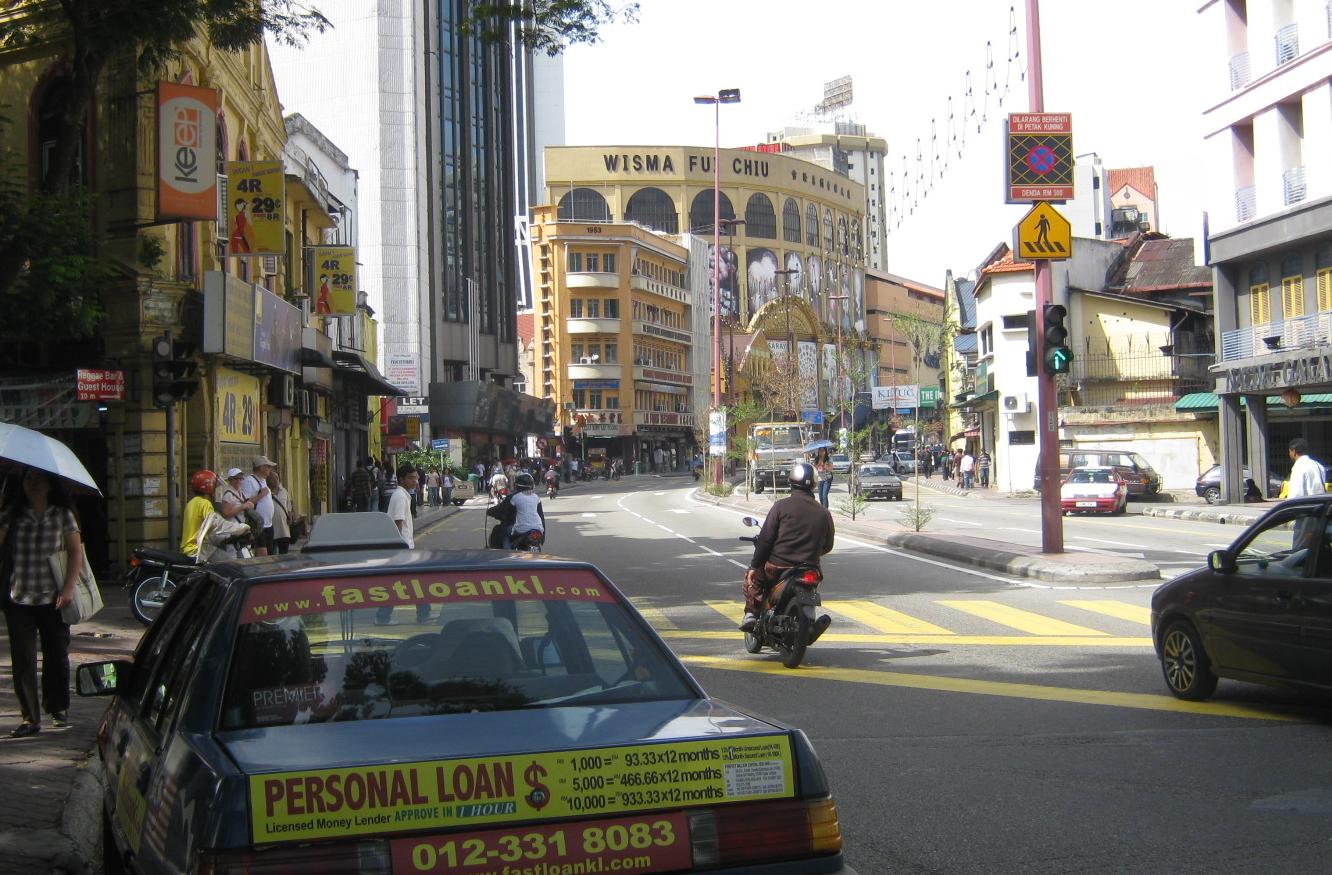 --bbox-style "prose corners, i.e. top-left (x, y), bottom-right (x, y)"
top-left (1198, 0), bottom-right (1332, 502)
top-left (864, 270), bottom-right (946, 442)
